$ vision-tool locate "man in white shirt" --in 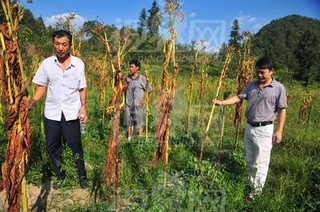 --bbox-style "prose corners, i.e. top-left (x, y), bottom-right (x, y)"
top-left (29, 30), bottom-right (88, 189)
